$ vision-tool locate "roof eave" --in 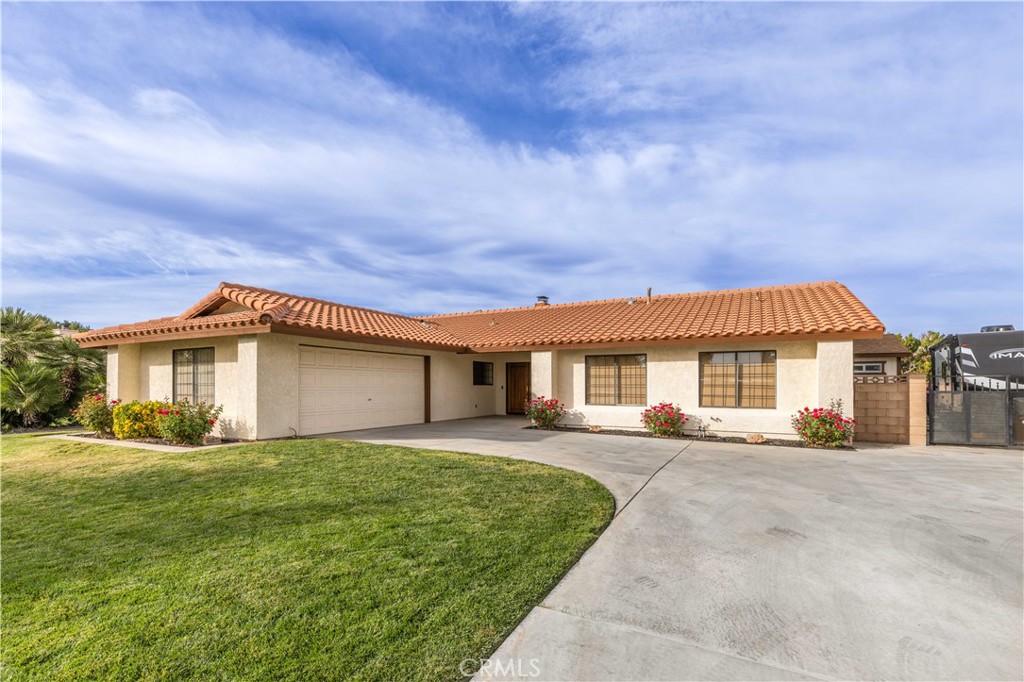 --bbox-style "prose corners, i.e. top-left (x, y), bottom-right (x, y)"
top-left (465, 328), bottom-right (885, 353)
top-left (75, 323), bottom-right (272, 348)
top-left (267, 323), bottom-right (469, 353)
top-left (854, 350), bottom-right (912, 357)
